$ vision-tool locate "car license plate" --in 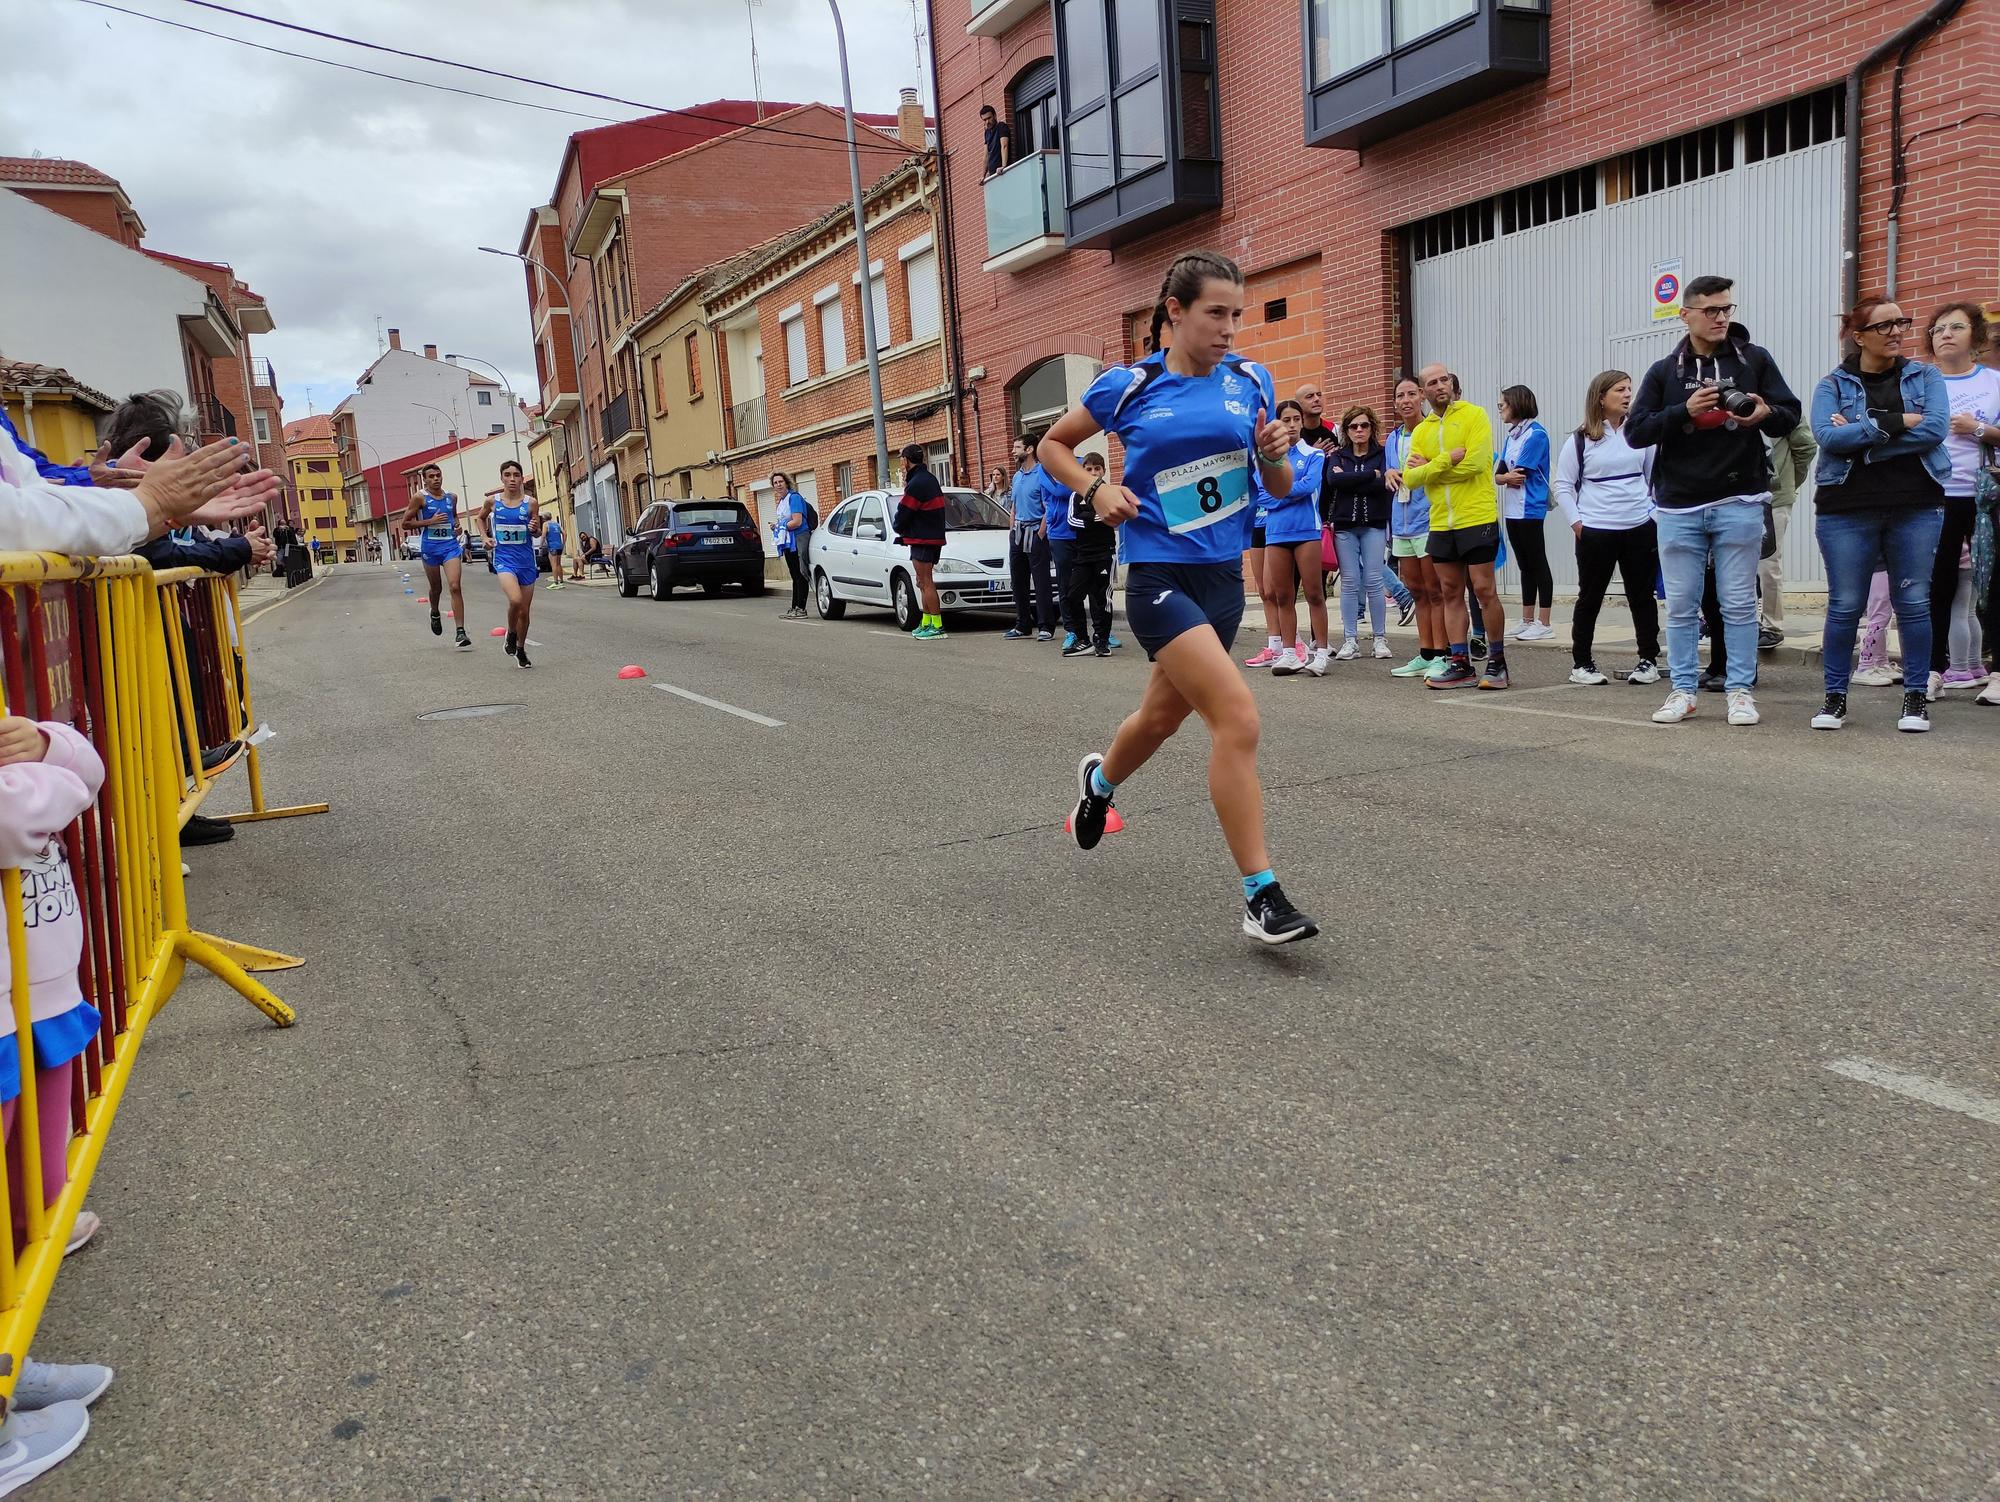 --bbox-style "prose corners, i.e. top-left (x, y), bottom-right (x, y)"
top-left (987, 581), bottom-right (1005, 592)
top-left (700, 536), bottom-right (730, 547)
